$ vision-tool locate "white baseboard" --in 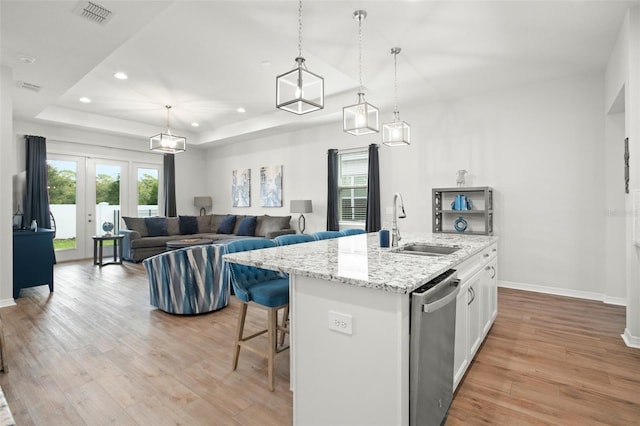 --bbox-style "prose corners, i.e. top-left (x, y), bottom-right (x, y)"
top-left (622, 329), bottom-right (640, 348)
top-left (0, 298), bottom-right (16, 308)
top-left (498, 280), bottom-right (627, 306)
